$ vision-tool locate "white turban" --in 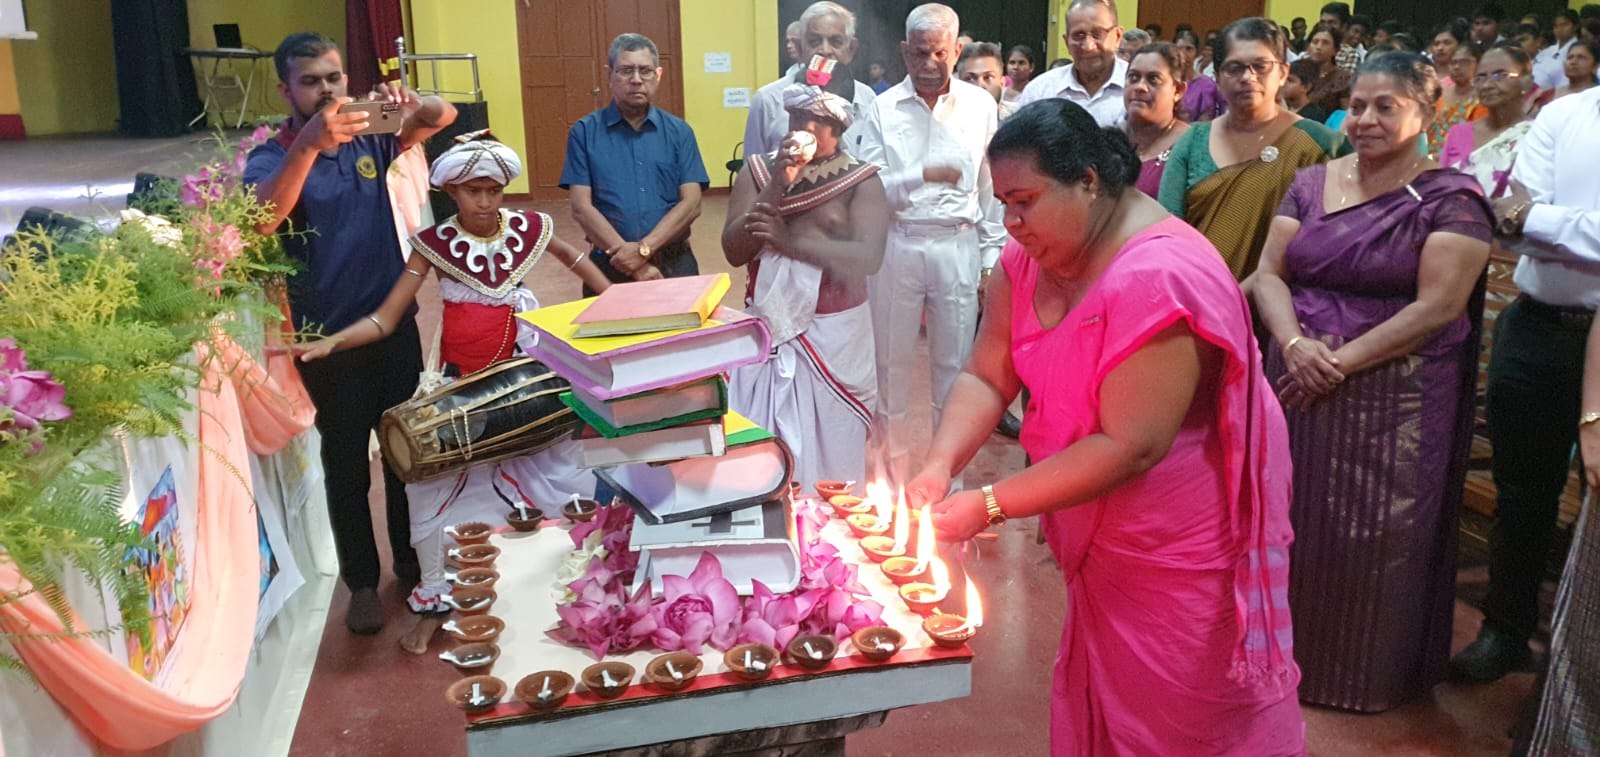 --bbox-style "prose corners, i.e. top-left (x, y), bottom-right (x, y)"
top-left (782, 84), bottom-right (853, 129)
top-left (428, 130), bottom-right (523, 188)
